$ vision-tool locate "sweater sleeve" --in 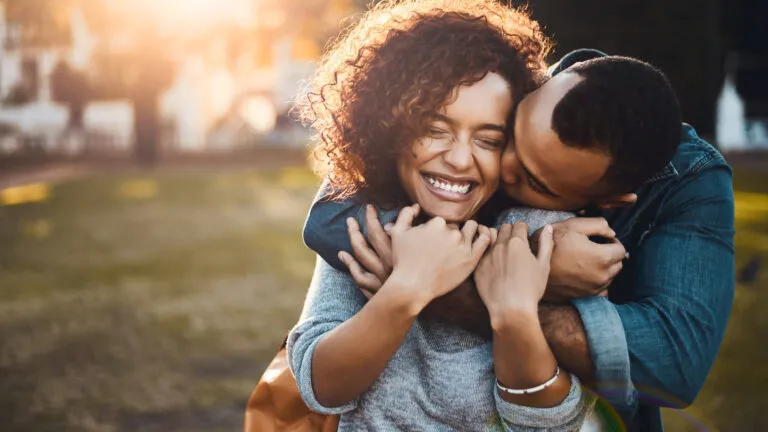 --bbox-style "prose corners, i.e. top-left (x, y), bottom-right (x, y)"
top-left (494, 374), bottom-right (595, 431)
top-left (286, 256), bottom-right (369, 415)
top-left (496, 208), bottom-right (576, 233)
